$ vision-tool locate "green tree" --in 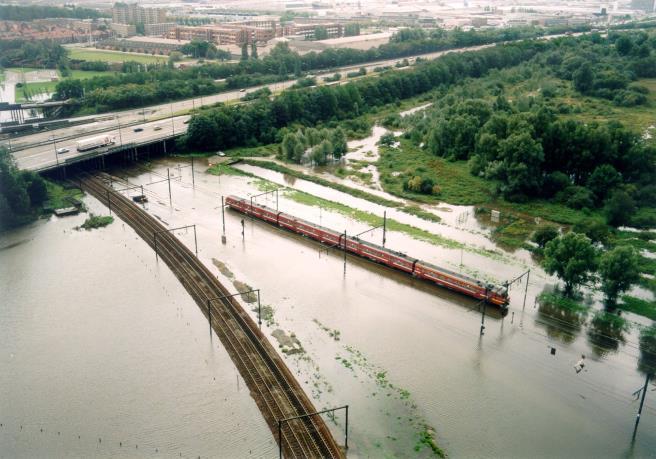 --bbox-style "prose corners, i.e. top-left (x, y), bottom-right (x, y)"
top-left (532, 226), bottom-right (559, 249)
top-left (185, 114), bottom-right (219, 151)
top-left (586, 164), bottom-right (621, 204)
top-left (241, 42), bottom-right (249, 61)
top-left (54, 79), bottom-right (83, 100)
top-left (330, 127), bottom-right (347, 158)
top-left (135, 23), bottom-right (145, 35)
top-left (0, 147), bottom-right (47, 230)
top-left (282, 132), bottom-right (305, 163)
top-left (250, 43), bottom-right (258, 60)
top-left (314, 26), bottom-right (328, 40)
top-left (605, 189), bottom-right (636, 227)
top-left (311, 139), bottom-right (333, 165)
top-left (615, 36), bottom-right (633, 56)
top-left (599, 246), bottom-right (640, 305)
top-left (573, 63), bottom-right (593, 93)
top-left (494, 132), bottom-right (544, 199)
top-left (379, 132), bottom-right (396, 147)
top-left (168, 51), bottom-right (183, 63)
top-left (543, 232), bottom-right (597, 296)
top-left (344, 23), bottom-right (360, 37)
